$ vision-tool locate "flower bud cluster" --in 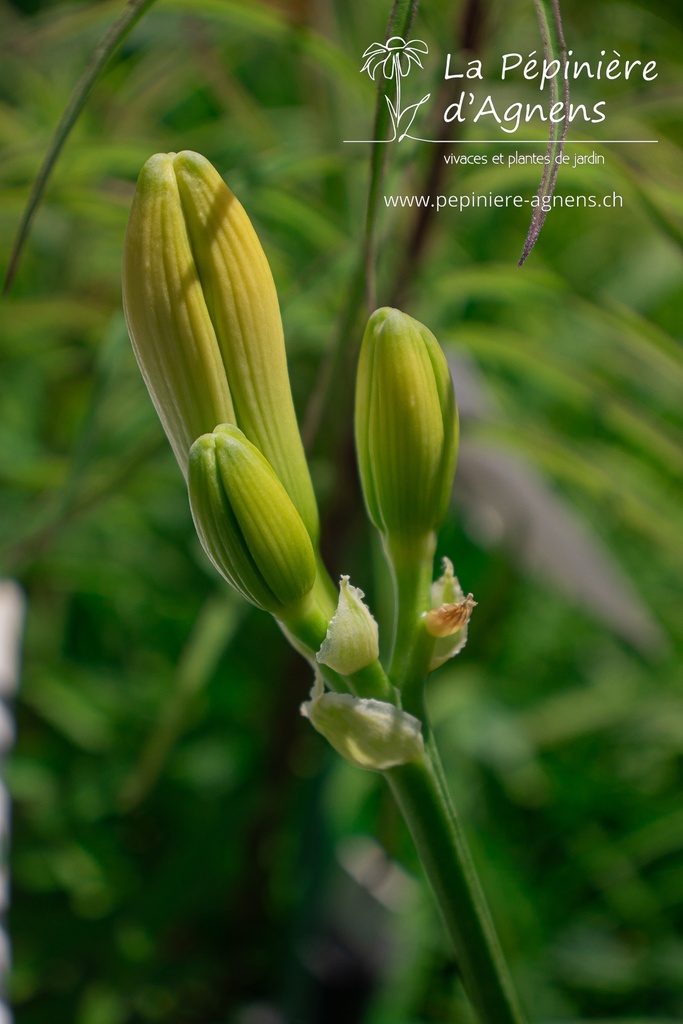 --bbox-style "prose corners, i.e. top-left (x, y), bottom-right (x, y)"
top-left (124, 149), bottom-right (474, 776)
